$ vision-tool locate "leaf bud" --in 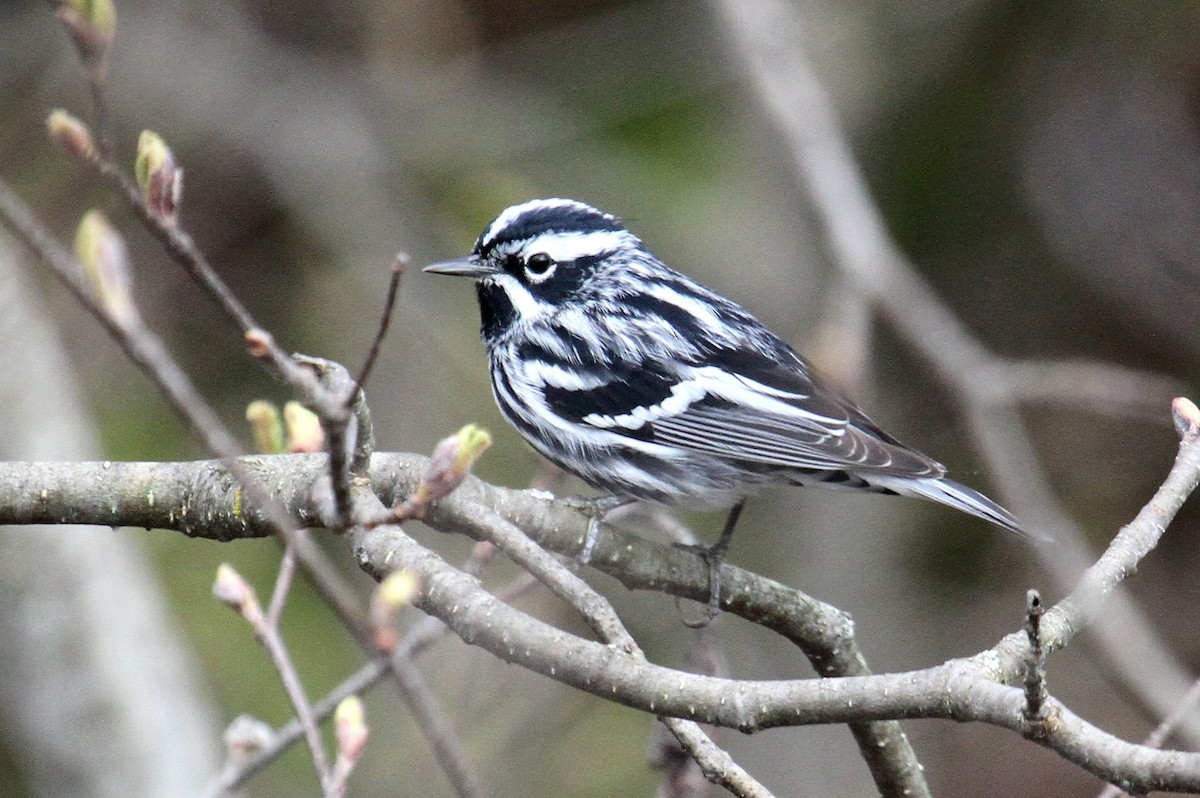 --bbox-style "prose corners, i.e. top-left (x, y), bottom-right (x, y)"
top-left (46, 109), bottom-right (96, 161)
top-left (56, 0), bottom-right (117, 74)
top-left (74, 209), bottom-right (137, 328)
top-left (212, 562), bottom-right (262, 624)
top-left (134, 130), bottom-right (182, 226)
top-left (283, 401), bottom-right (325, 454)
top-left (370, 569), bottom-right (421, 651)
top-left (409, 425), bottom-right (492, 516)
top-left (1172, 397), bottom-right (1200, 440)
top-left (334, 696), bottom-right (368, 765)
top-left (245, 400), bottom-right (285, 454)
